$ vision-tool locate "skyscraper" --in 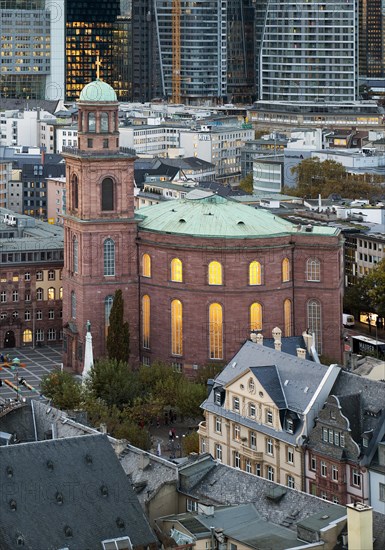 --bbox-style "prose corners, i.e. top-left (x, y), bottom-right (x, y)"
top-left (0, 0), bottom-right (64, 100)
top-left (359, 0), bottom-right (385, 90)
top-left (255, 0), bottom-right (357, 102)
top-left (65, 0), bottom-right (127, 101)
